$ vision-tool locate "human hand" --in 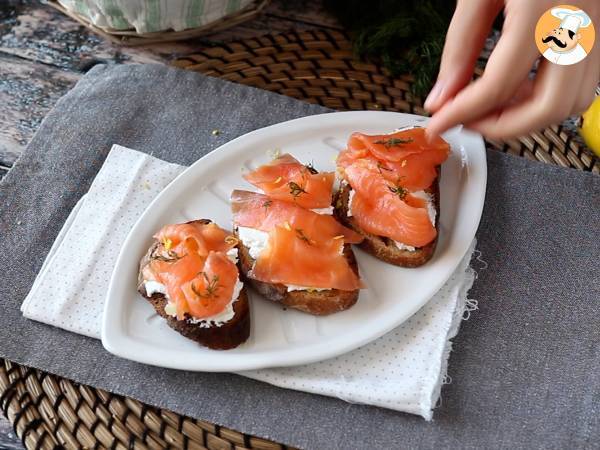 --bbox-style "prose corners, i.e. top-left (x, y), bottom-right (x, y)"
top-left (424, 0), bottom-right (600, 140)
